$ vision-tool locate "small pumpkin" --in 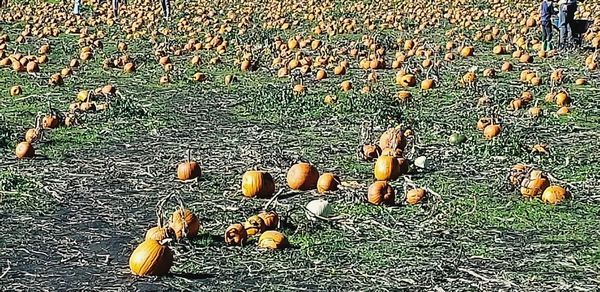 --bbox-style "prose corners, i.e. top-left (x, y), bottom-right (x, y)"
top-left (224, 223), bottom-right (247, 246)
top-left (257, 230), bottom-right (288, 250)
top-left (170, 208), bottom-right (200, 240)
top-left (305, 199), bottom-right (331, 220)
top-left (15, 141), bottom-right (35, 159)
top-left (129, 239), bottom-right (173, 276)
top-left (41, 114), bottom-right (58, 129)
top-left (476, 118), bottom-right (491, 131)
top-left (9, 85), bottom-right (22, 96)
top-left (80, 101), bottom-right (96, 112)
top-left (316, 173), bottom-right (340, 193)
top-left (323, 95), bottom-right (337, 105)
top-left (123, 62), bottom-right (136, 73)
top-left (555, 92), bottom-right (571, 106)
top-left (367, 181), bottom-right (395, 205)
top-left (340, 80), bottom-right (352, 91)
top-left (177, 152), bottom-right (201, 181)
top-left (257, 211), bottom-right (279, 230)
top-left (556, 106), bottom-right (570, 115)
top-left (483, 124), bottom-right (501, 140)
top-left (420, 79), bottom-right (435, 90)
top-left (542, 185), bottom-right (567, 204)
top-left (286, 162), bottom-right (319, 191)
top-left (243, 215), bottom-right (265, 236)
top-left (406, 188), bottom-right (426, 205)
top-left (25, 128), bottom-right (41, 143)
top-left (362, 144), bottom-right (380, 161)
top-left (241, 171), bottom-right (275, 198)
top-left (145, 227), bottom-right (173, 241)
top-left (529, 106), bottom-right (542, 117)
